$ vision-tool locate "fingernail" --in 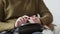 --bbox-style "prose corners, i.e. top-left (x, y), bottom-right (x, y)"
top-left (25, 17), bottom-right (27, 19)
top-left (28, 18), bottom-right (30, 19)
